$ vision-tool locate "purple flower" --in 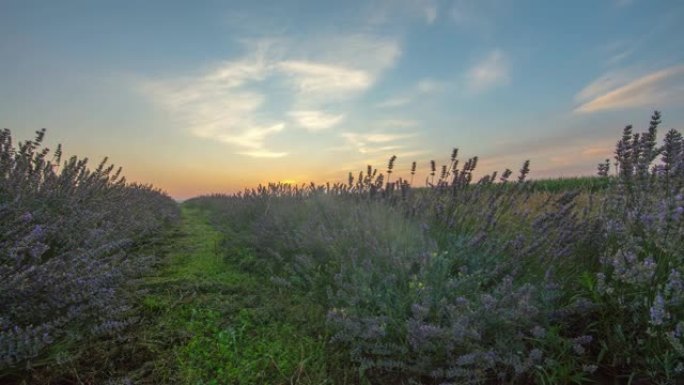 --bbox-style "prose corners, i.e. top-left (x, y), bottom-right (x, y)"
top-left (531, 326), bottom-right (546, 339)
top-left (528, 349), bottom-right (543, 362)
top-left (666, 270), bottom-right (683, 299)
top-left (574, 335), bottom-right (593, 345)
top-left (455, 296), bottom-right (469, 307)
top-left (29, 243), bottom-right (48, 259)
top-left (30, 225), bottom-right (45, 239)
top-left (649, 294), bottom-right (667, 326)
top-left (411, 303), bottom-right (429, 319)
top-left (456, 352), bottom-right (477, 366)
top-left (572, 344), bottom-right (586, 355)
